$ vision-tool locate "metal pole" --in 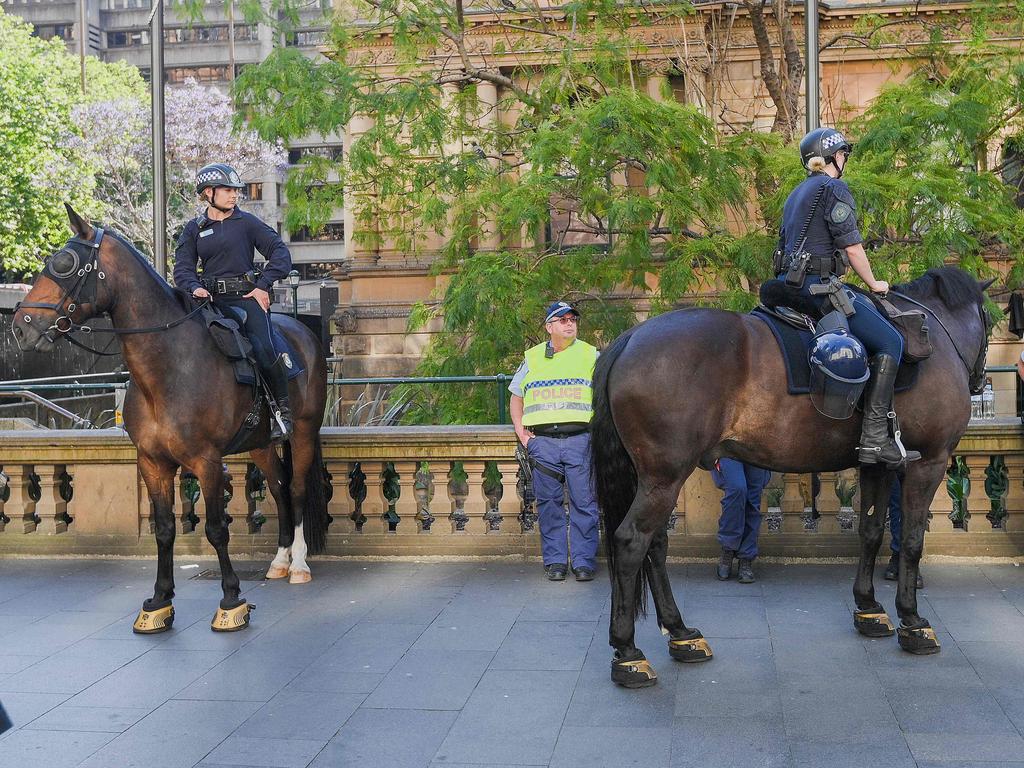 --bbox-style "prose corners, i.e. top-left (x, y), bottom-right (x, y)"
top-left (227, 0), bottom-right (236, 83)
top-left (150, 0), bottom-right (167, 279)
top-left (805, 0), bottom-right (820, 134)
top-left (78, 0), bottom-right (87, 94)
top-left (291, 284), bottom-right (299, 319)
top-left (496, 374), bottom-right (506, 424)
